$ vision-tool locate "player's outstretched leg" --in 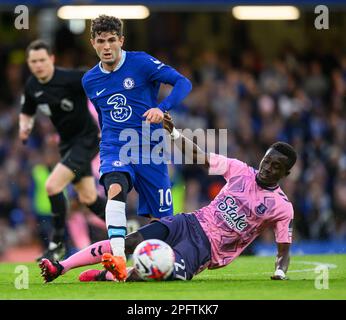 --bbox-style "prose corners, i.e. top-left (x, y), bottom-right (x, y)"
top-left (79, 269), bottom-right (110, 282)
top-left (38, 239), bottom-right (113, 283)
top-left (79, 267), bottom-right (143, 282)
top-left (39, 258), bottom-right (64, 283)
top-left (101, 253), bottom-right (127, 281)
